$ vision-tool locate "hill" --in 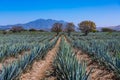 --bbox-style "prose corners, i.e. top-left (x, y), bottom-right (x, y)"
top-left (0, 19), bottom-right (120, 31)
top-left (0, 19), bottom-right (67, 31)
